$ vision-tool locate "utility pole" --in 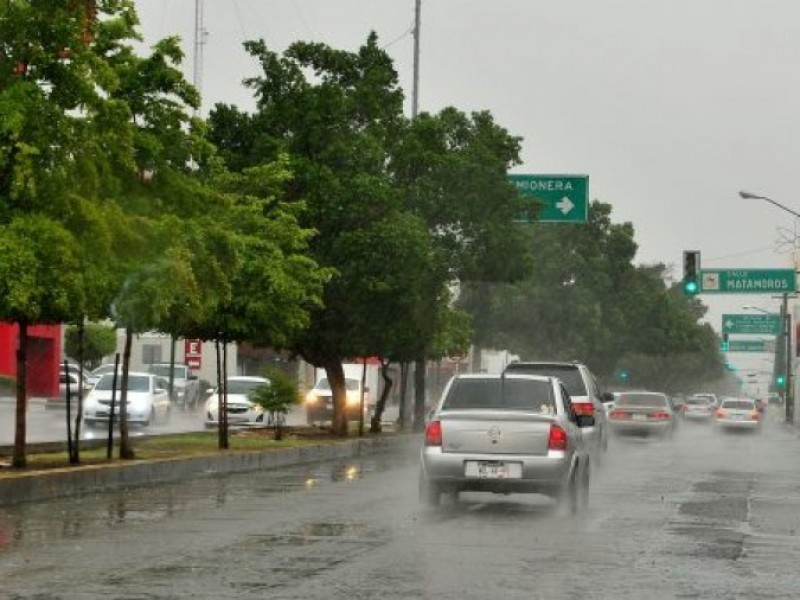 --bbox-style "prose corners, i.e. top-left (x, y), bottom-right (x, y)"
top-left (411, 0), bottom-right (421, 119)
top-left (192, 0), bottom-right (207, 116)
top-left (784, 293), bottom-right (795, 424)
